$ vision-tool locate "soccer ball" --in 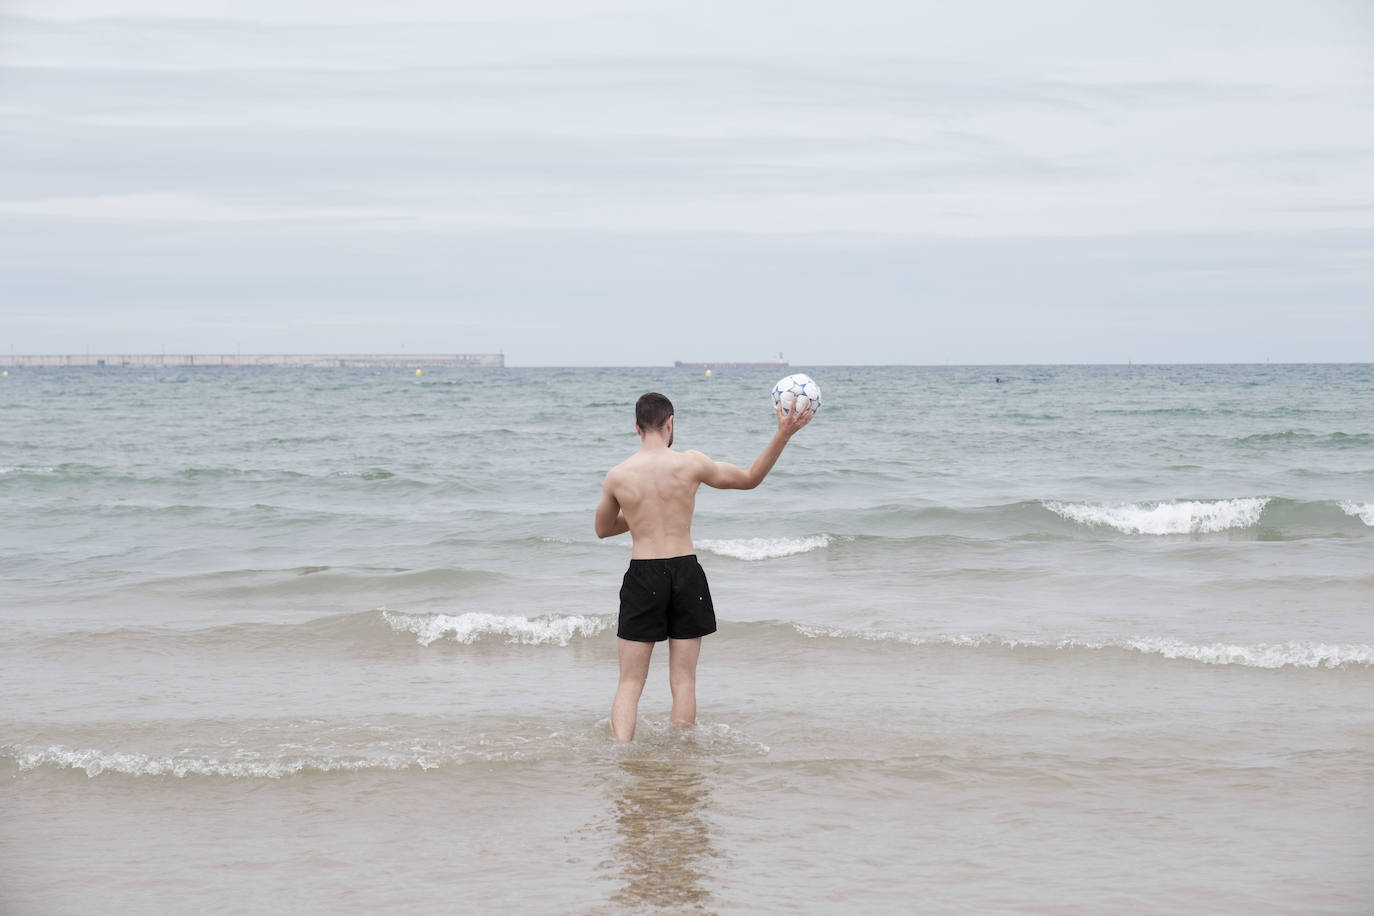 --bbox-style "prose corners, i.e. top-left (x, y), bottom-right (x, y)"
top-left (772, 373), bottom-right (821, 418)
